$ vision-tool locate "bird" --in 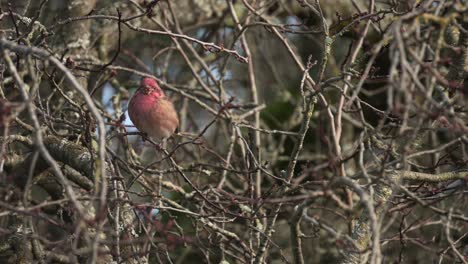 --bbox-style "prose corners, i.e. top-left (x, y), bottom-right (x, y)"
top-left (128, 77), bottom-right (179, 141)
